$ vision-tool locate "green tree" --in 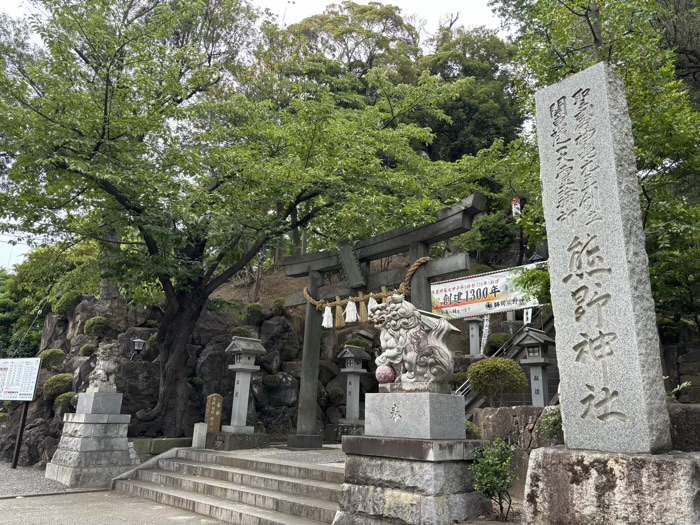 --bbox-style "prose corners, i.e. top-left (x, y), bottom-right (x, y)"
top-left (0, 0), bottom-right (462, 434)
